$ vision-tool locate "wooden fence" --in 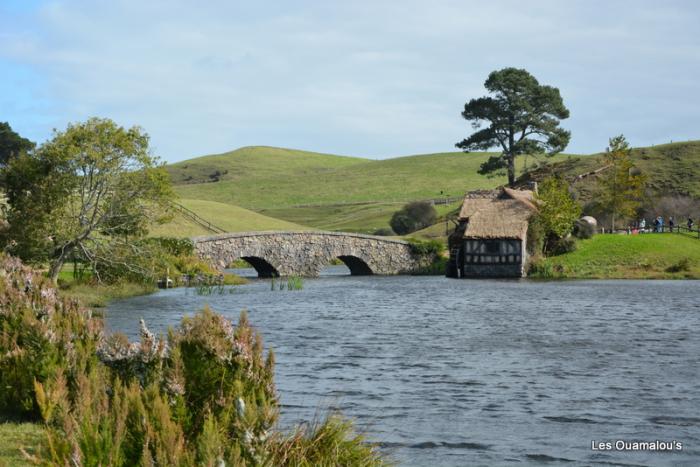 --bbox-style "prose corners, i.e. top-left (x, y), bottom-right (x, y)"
top-left (169, 201), bottom-right (226, 234)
